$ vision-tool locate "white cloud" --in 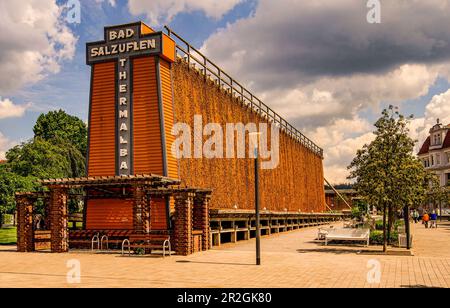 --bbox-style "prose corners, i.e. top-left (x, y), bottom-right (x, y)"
top-left (95, 0), bottom-right (116, 7)
top-left (0, 97), bottom-right (30, 119)
top-left (128, 0), bottom-right (243, 25)
top-left (198, 0), bottom-right (450, 184)
top-left (0, 0), bottom-right (77, 94)
top-left (305, 116), bottom-right (375, 184)
top-left (0, 131), bottom-right (15, 160)
top-left (410, 89), bottom-right (450, 153)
